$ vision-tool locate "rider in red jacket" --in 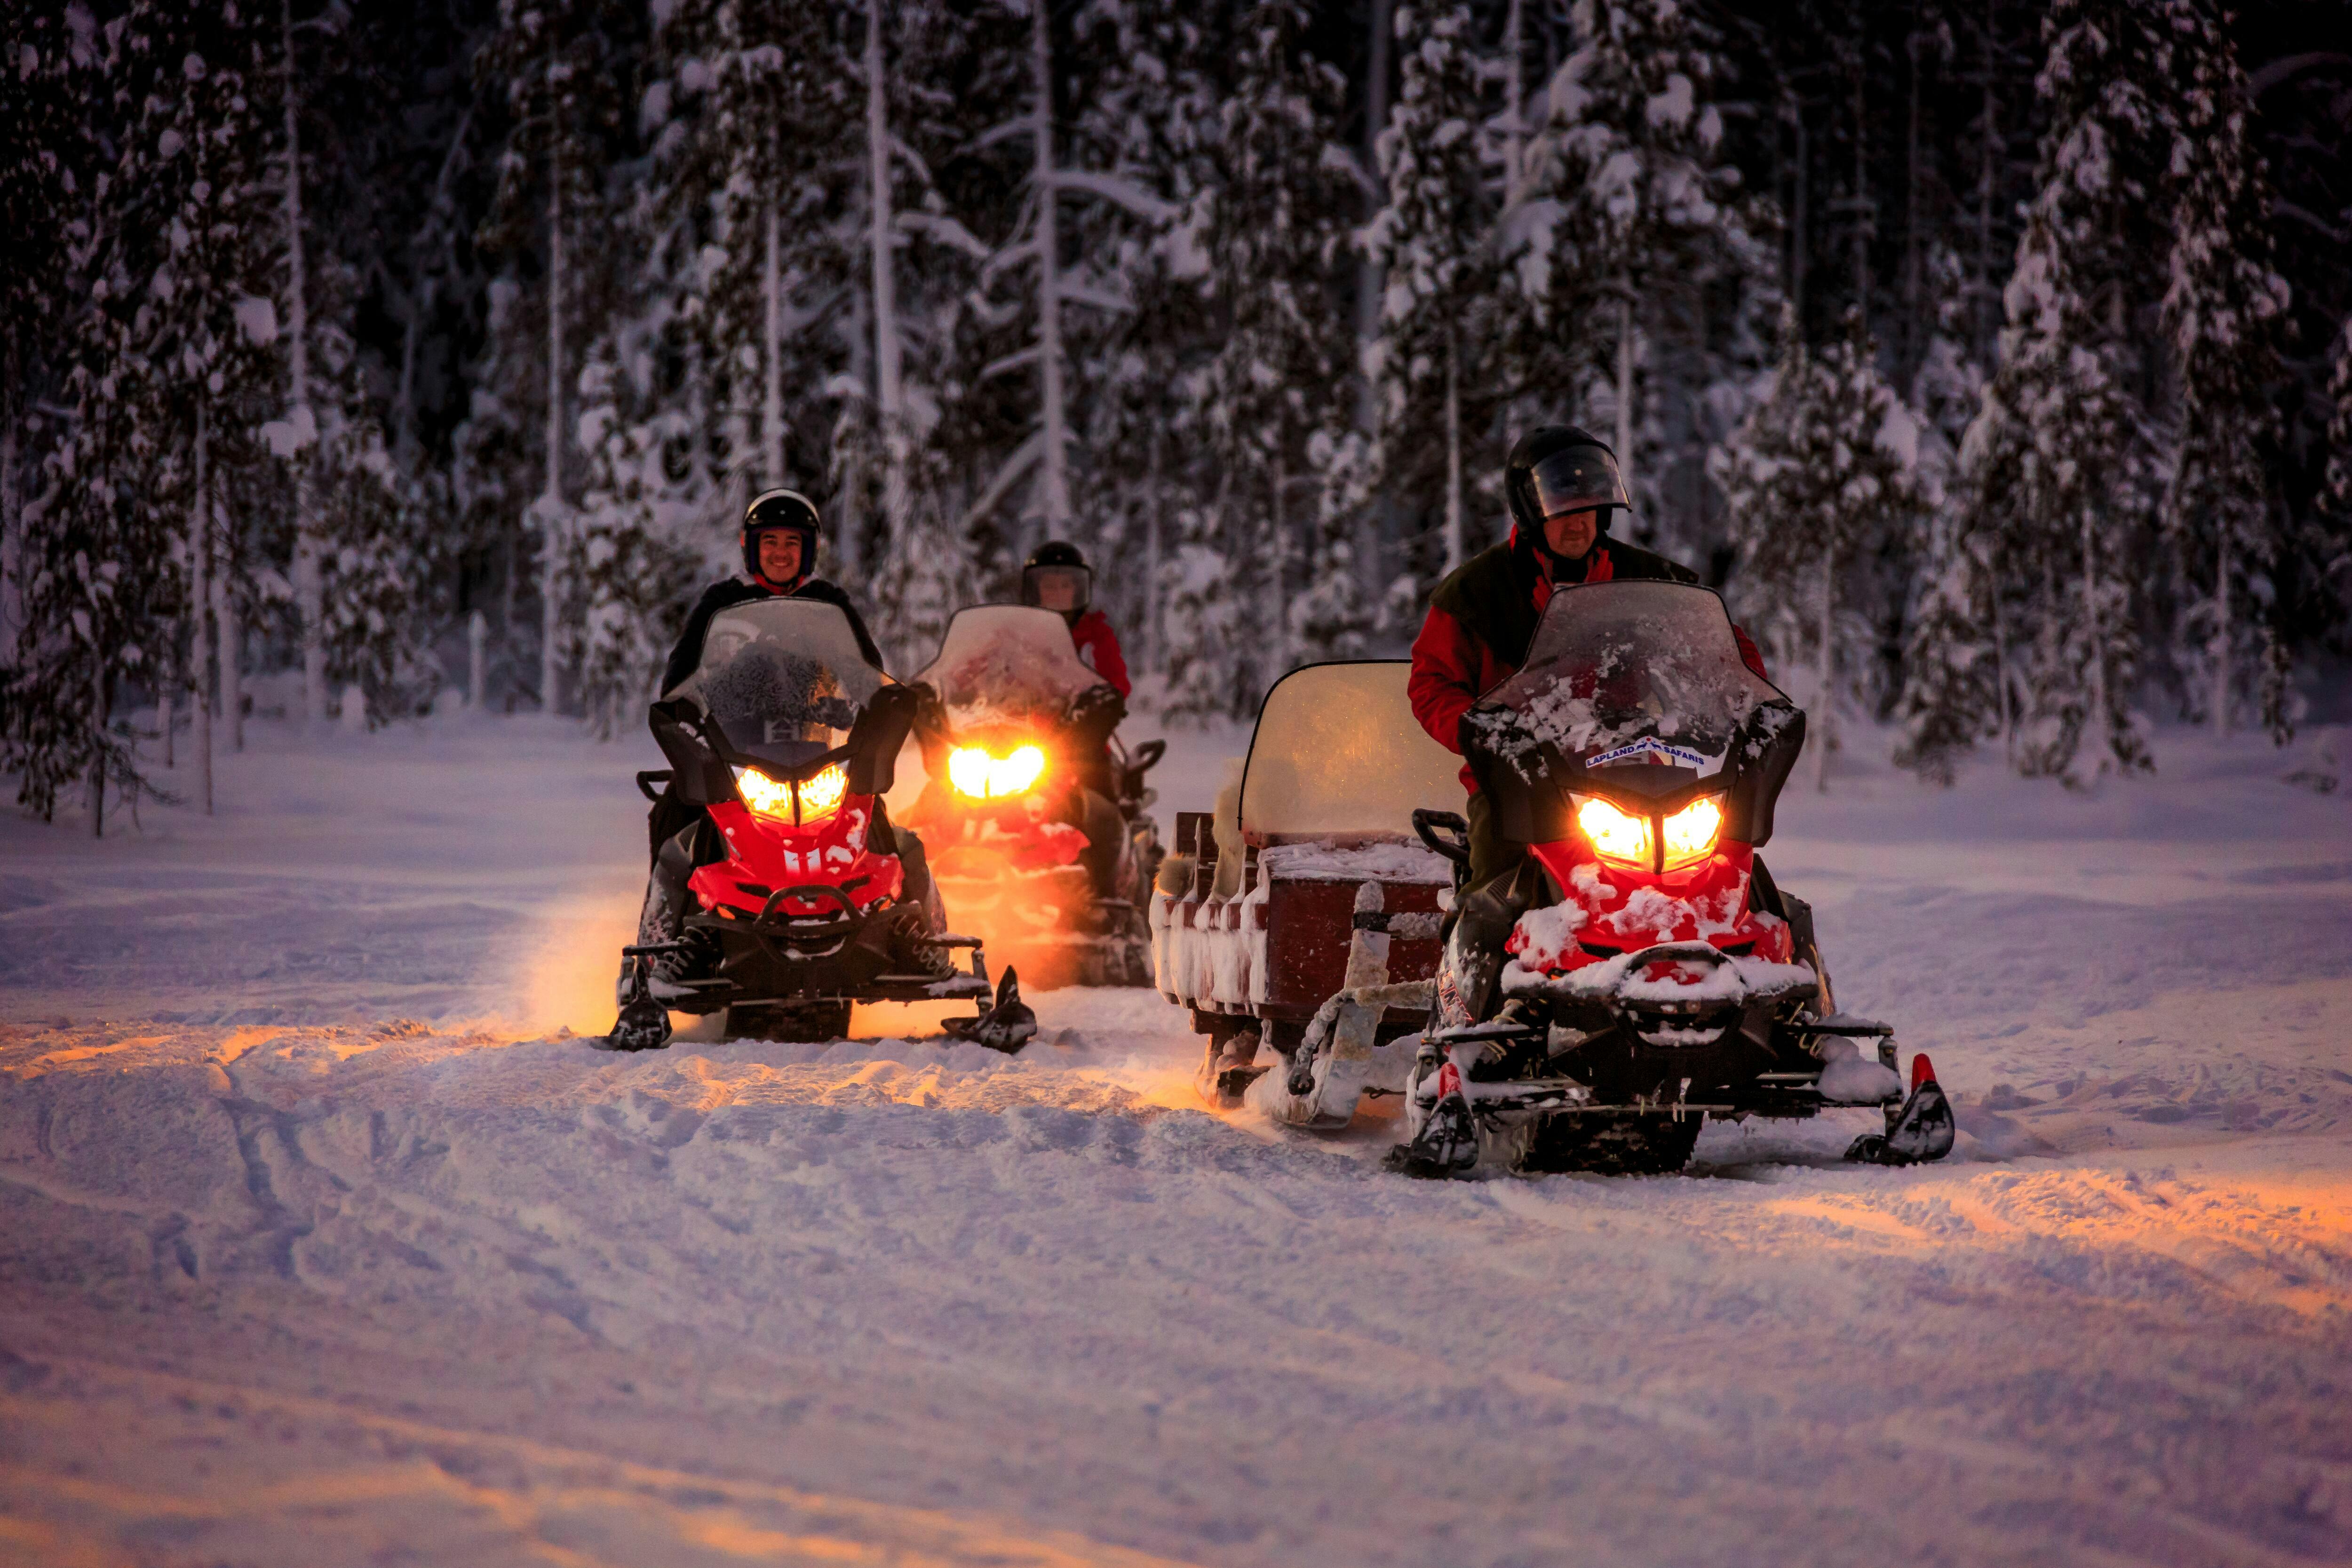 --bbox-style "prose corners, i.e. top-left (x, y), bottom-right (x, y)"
top-left (1022, 541), bottom-right (1130, 892)
top-left (1023, 541), bottom-right (1130, 697)
top-left (1409, 427), bottom-right (1766, 892)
